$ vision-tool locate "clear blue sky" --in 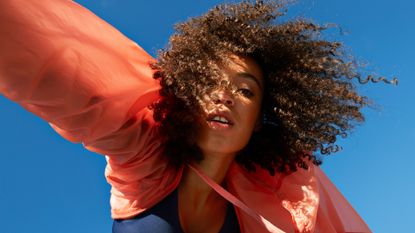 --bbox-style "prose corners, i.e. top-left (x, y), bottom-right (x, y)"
top-left (0, 1), bottom-right (413, 232)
